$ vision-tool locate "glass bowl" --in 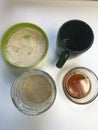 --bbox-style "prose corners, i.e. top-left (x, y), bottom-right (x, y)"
top-left (11, 69), bottom-right (56, 115)
top-left (63, 67), bottom-right (98, 104)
